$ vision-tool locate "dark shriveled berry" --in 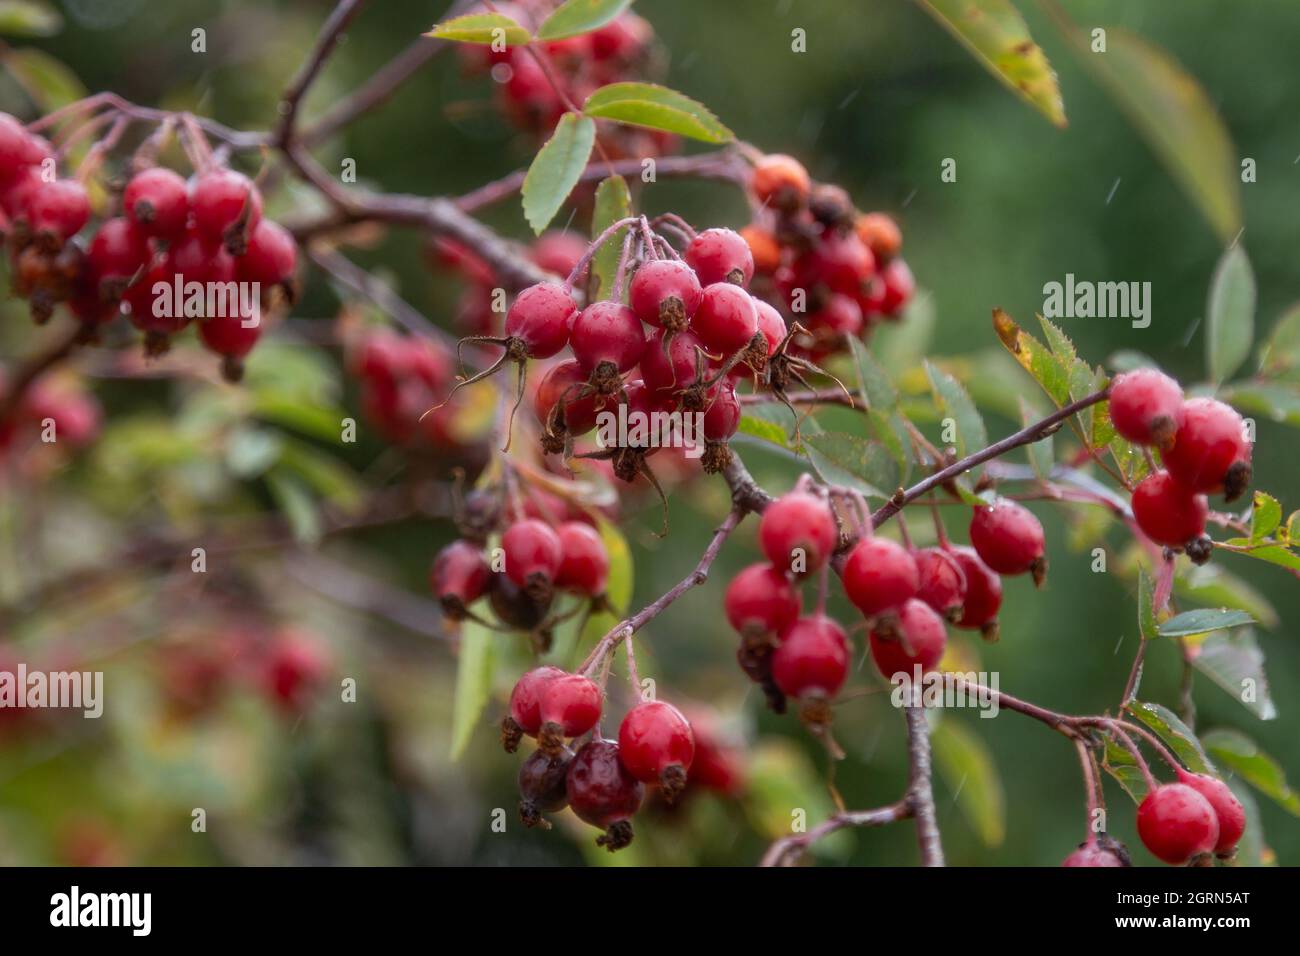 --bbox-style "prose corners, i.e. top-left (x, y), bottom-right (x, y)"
top-left (517, 745), bottom-right (573, 828)
top-left (566, 738), bottom-right (644, 851)
top-left (1062, 835), bottom-right (1131, 867)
